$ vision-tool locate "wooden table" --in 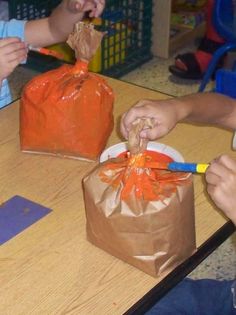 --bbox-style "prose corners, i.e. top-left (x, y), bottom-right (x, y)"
top-left (0, 77), bottom-right (235, 315)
